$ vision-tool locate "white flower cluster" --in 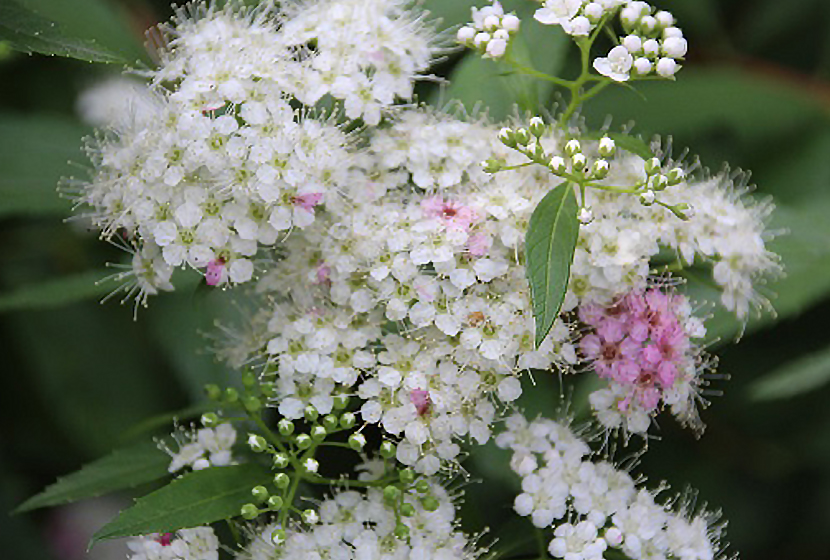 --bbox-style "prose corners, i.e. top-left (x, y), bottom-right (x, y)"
top-left (236, 477), bottom-right (481, 560)
top-left (457, 1), bottom-right (521, 59)
top-left (496, 413), bottom-right (723, 560)
top-left (221, 111), bottom-right (779, 471)
top-left (534, 0), bottom-right (627, 37)
top-left (74, 0), bottom-right (439, 304)
top-left (127, 528), bottom-right (219, 560)
top-left (164, 423), bottom-right (237, 473)
top-left (594, 2), bottom-right (687, 81)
